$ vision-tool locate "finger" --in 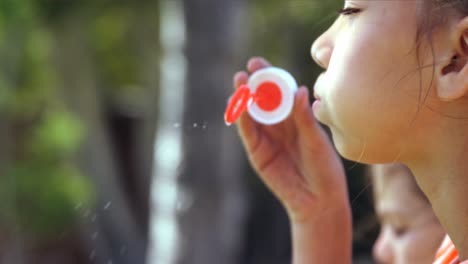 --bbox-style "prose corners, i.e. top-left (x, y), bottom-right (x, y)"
top-left (247, 57), bottom-right (272, 73)
top-left (238, 111), bottom-right (259, 146)
top-left (294, 86), bottom-right (346, 193)
top-left (232, 71), bottom-right (260, 153)
top-left (294, 86), bottom-right (322, 138)
top-left (233, 71), bottom-right (248, 89)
